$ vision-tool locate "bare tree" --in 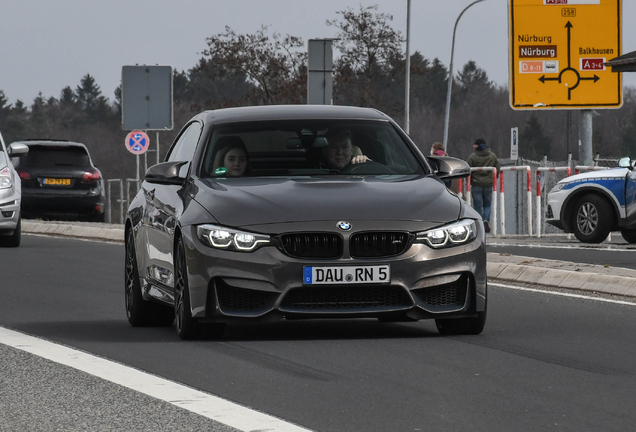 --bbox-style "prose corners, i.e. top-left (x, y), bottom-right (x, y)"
top-left (203, 25), bottom-right (307, 105)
